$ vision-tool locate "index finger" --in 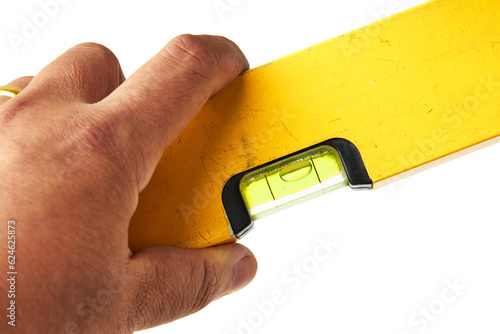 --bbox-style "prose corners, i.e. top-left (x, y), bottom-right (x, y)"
top-left (98, 34), bottom-right (249, 189)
